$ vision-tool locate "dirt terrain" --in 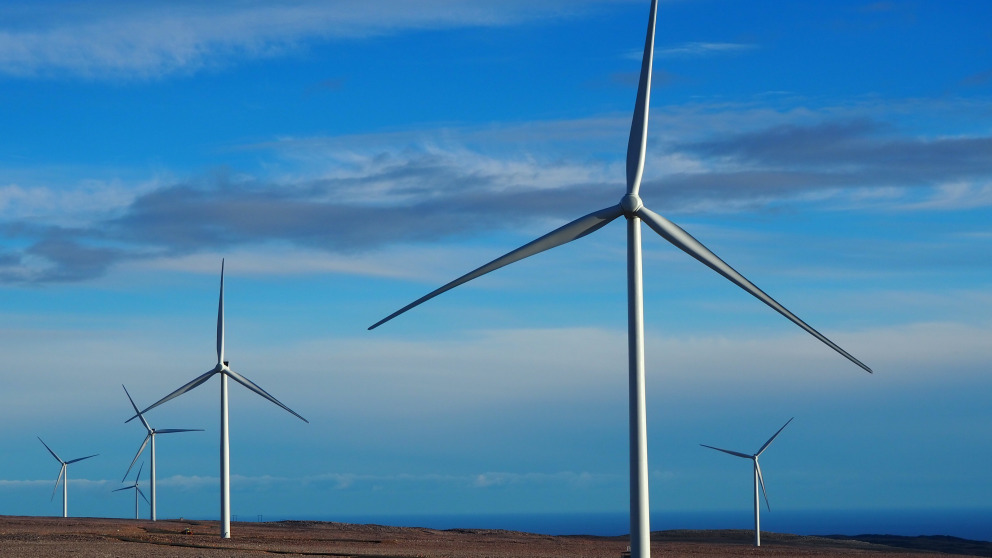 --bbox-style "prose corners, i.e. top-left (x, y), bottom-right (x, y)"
top-left (0, 515), bottom-right (986, 557)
